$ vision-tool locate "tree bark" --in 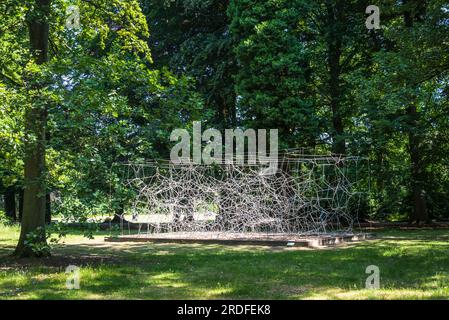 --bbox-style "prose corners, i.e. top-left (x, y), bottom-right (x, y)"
top-left (45, 193), bottom-right (51, 224)
top-left (4, 187), bottom-right (17, 221)
top-left (407, 104), bottom-right (429, 223)
top-left (18, 188), bottom-right (24, 222)
top-left (14, 0), bottom-right (51, 257)
top-left (403, 1), bottom-right (429, 224)
top-left (326, 0), bottom-right (346, 155)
